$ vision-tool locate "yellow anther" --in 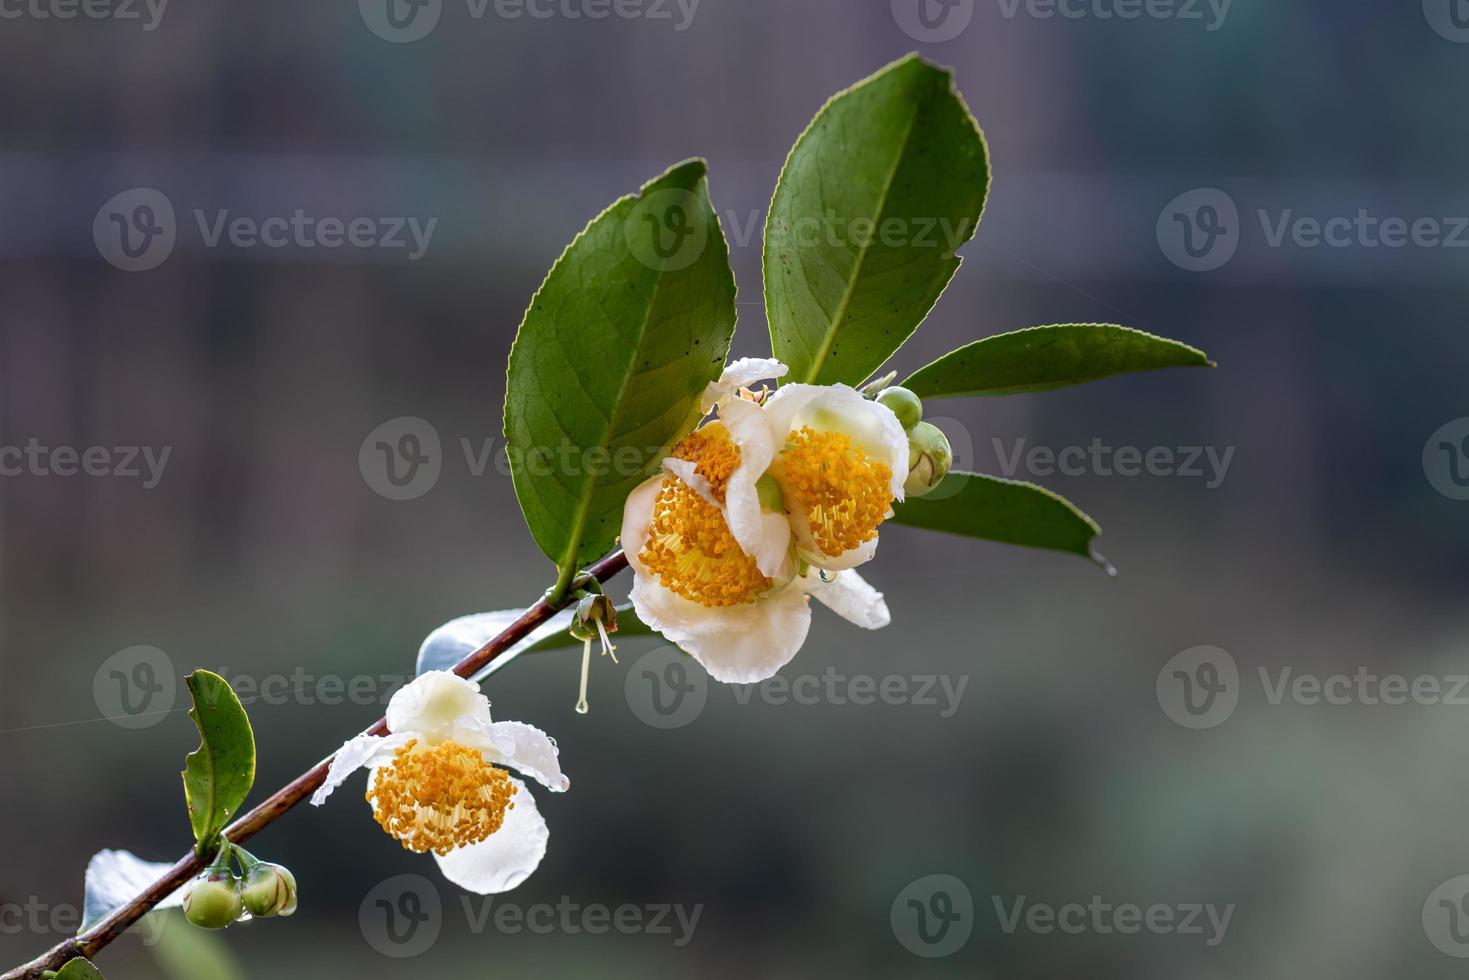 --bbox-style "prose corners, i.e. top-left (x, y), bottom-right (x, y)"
top-left (367, 739), bottom-right (516, 856)
top-left (637, 425), bottom-right (770, 608)
top-left (670, 424), bottom-right (741, 498)
top-left (779, 426), bottom-right (893, 557)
